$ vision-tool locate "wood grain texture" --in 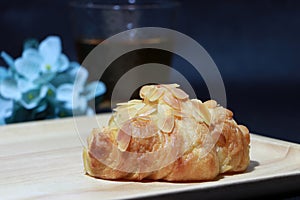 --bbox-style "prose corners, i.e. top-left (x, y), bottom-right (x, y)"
top-left (0, 114), bottom-right (299, 200)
